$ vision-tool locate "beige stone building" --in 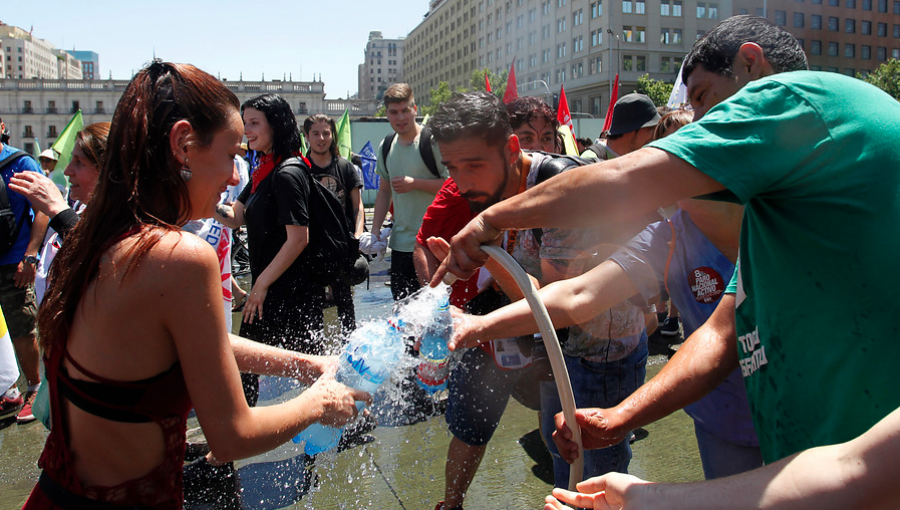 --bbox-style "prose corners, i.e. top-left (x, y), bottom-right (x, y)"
top-left (0, 78), bottom-right (379, 153)
top-left (1, 24), bottom-right (82, 80)
top-left (403, 0), bottom-right (730, 116)
top-left (358, 31), bottom-right (407, 100)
